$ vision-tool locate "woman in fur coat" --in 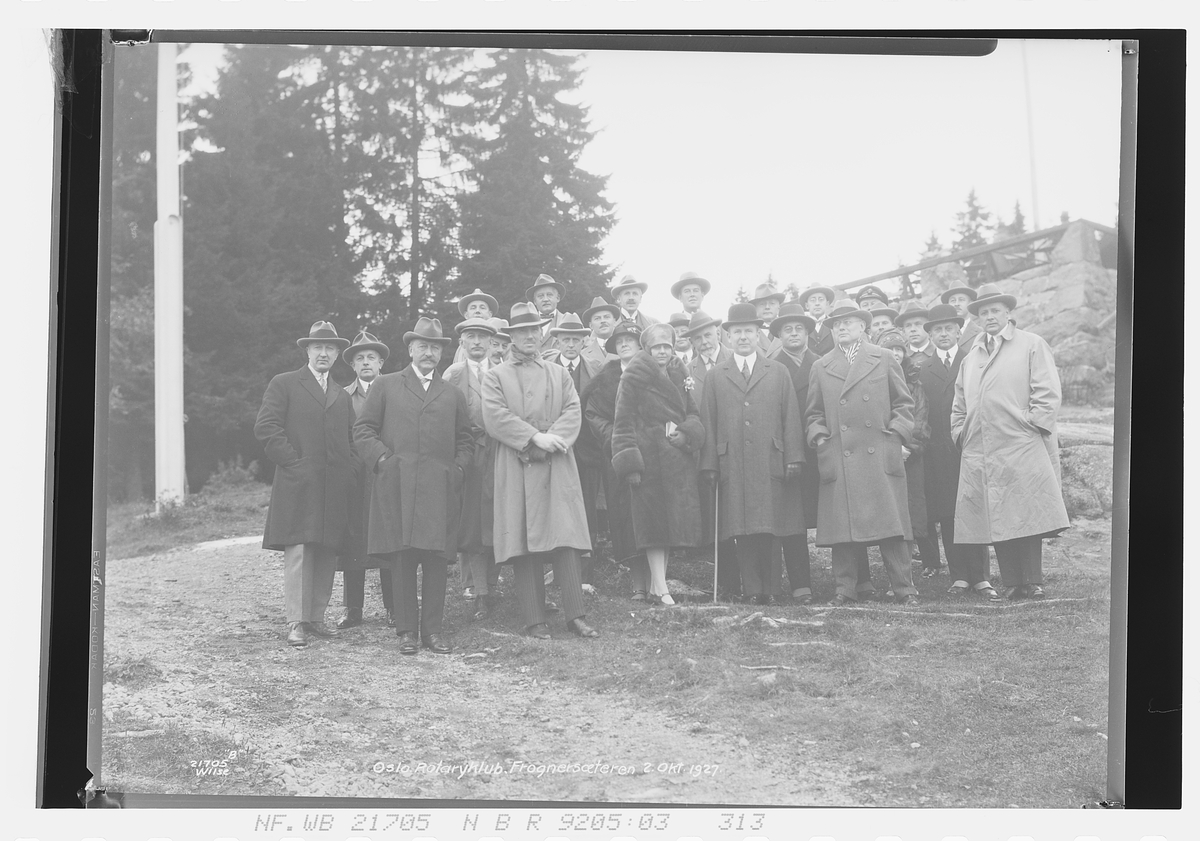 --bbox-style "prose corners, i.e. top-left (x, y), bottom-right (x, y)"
top-left (611, 324), bottom-right (705, 606)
